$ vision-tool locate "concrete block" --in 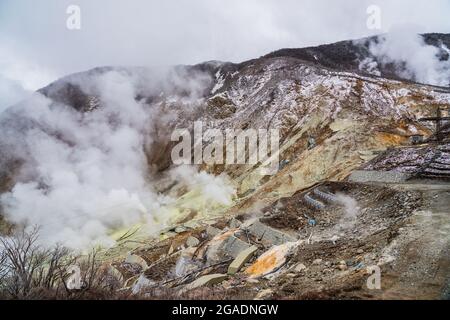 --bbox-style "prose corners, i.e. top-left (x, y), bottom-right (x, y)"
top-left (222, 236), bottom-right (252, 258)
top-left (205, 231), bottom-right (252, 264)
top-left (206, 225), bottom-right (221, 237)
top-left (185, 274), bottom-right (227, 290)
top-left (246, 220), bottom-right (296, 245)
top-left (348, 170), bottom-right (411, 183)
top-left (228, 245), bottom-right (258, 275)
top-left (304, 193), bottom-right (326, 210)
